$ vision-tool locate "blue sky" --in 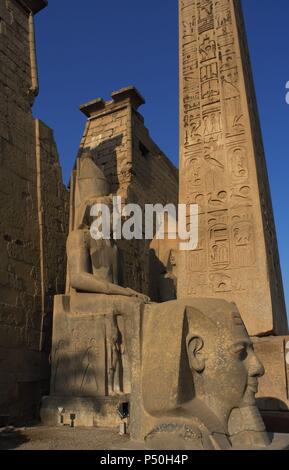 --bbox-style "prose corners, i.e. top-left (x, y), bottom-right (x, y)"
top-left (33, 0), bottom-right (289, 314)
